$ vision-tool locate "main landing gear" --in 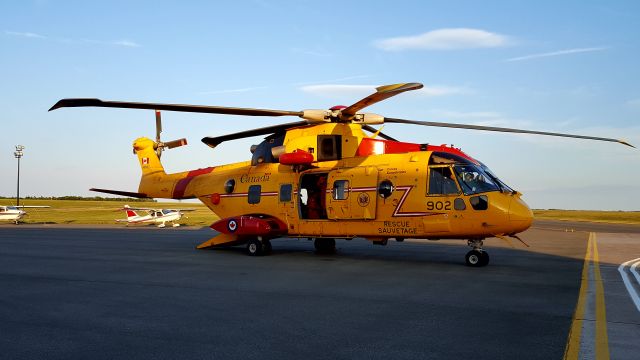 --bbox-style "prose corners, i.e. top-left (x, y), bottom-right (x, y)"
top-left (314, 238), bottom-right (336, 254)
top-left (246, 237), bottom-right (272, 256)
top-left (465, 239), bottom-right (489, 267)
